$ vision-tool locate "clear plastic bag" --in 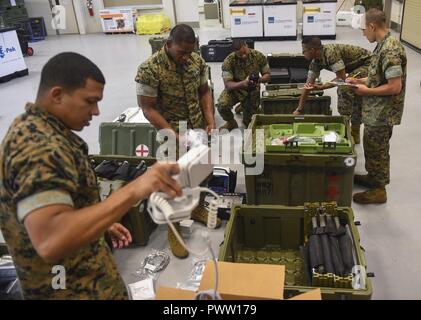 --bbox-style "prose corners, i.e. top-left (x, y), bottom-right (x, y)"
top-left (175, 258), bottom-right (211, 291)
top-left (133, 249), bottom-right (171, 281)
top-left (188, 258), bottom-right (209, 282)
